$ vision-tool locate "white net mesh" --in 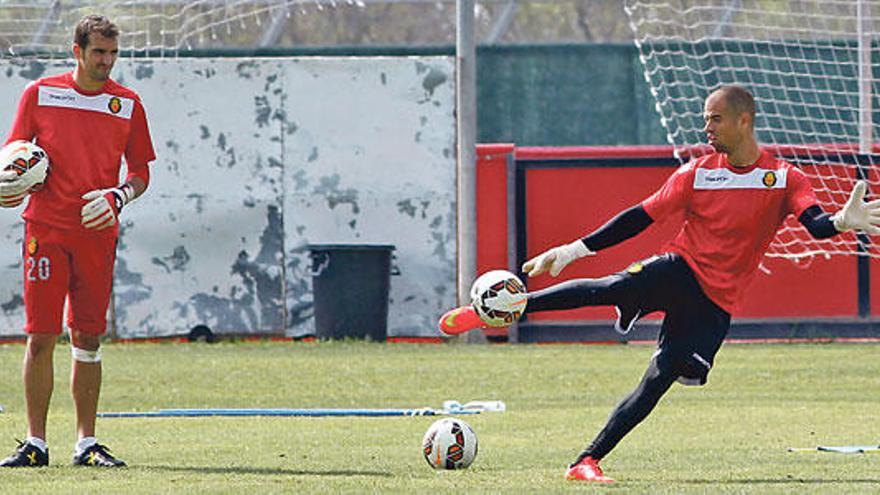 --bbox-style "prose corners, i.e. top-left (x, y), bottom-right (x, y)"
top-left (0, 0), bottom-right (370, 58)
top-left (0, 0), bottom-right (625, 58)
top-left (625, 0), bottom-right (880, 259)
